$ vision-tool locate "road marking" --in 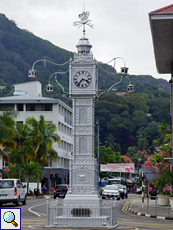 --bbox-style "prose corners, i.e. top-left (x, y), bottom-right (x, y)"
top-left (122, 201), bottom-right (130, 214)
top-left (28, 202), bottom-right (47, 217)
